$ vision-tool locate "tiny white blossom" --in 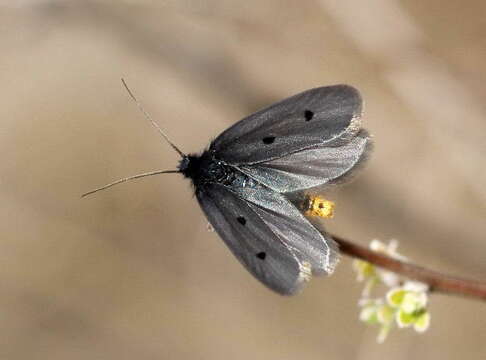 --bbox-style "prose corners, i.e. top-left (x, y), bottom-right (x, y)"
top-left (403, 281), bottom-right (429, 293)
top-left (353, 239), bottom-right (432, 342)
